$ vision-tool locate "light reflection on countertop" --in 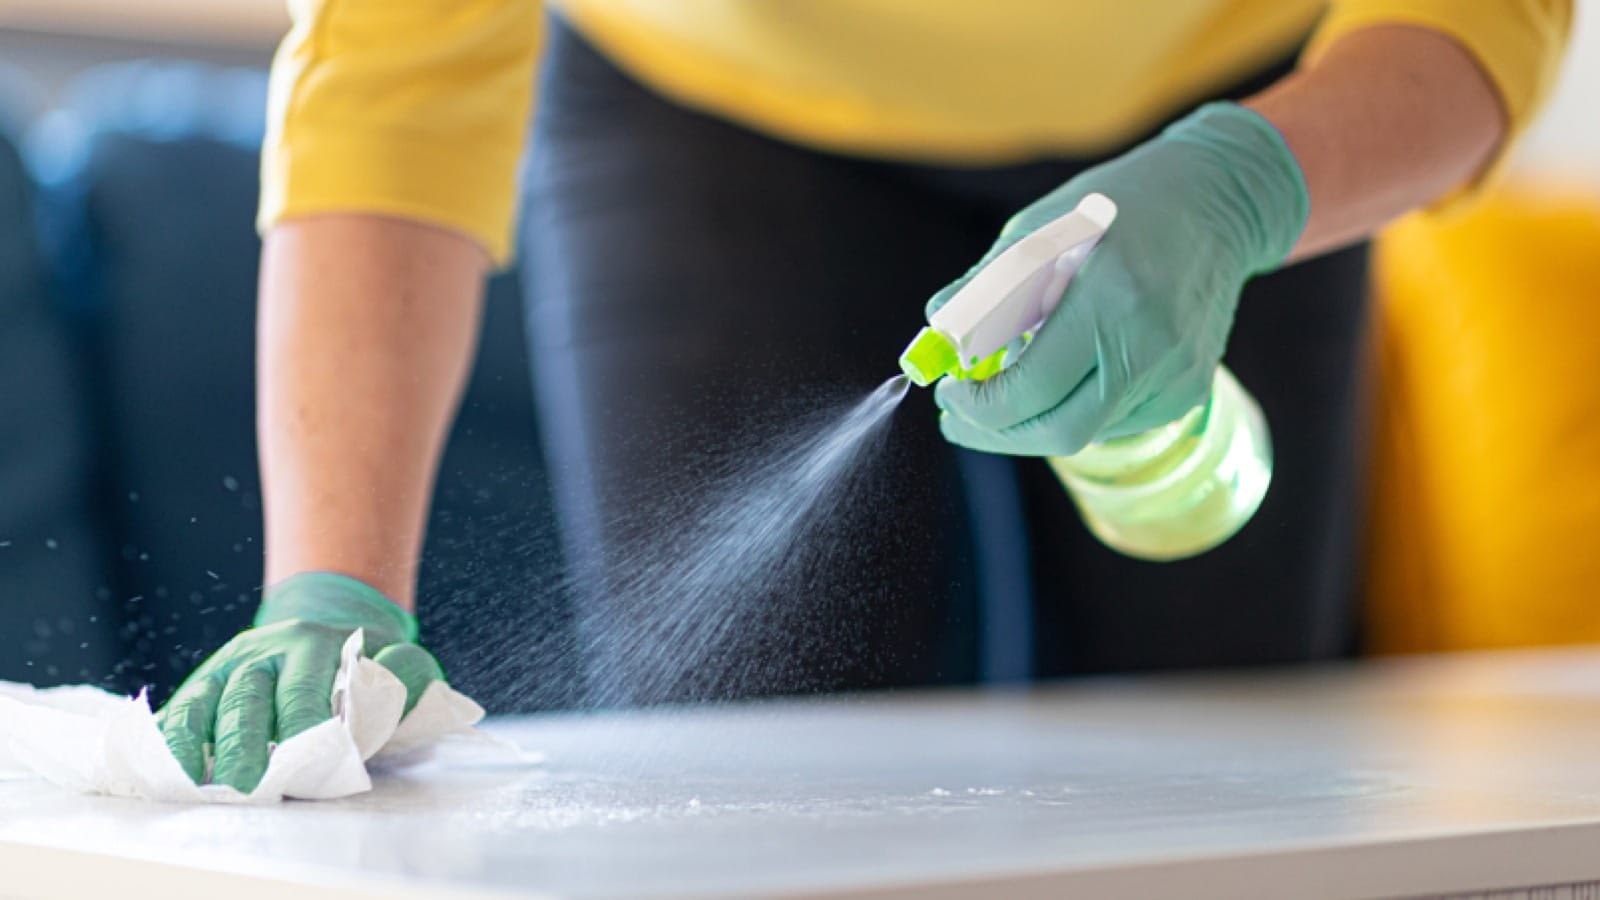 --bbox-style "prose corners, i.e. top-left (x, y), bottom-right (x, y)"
top-left (5, 647), bottom-right (1600, 898)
